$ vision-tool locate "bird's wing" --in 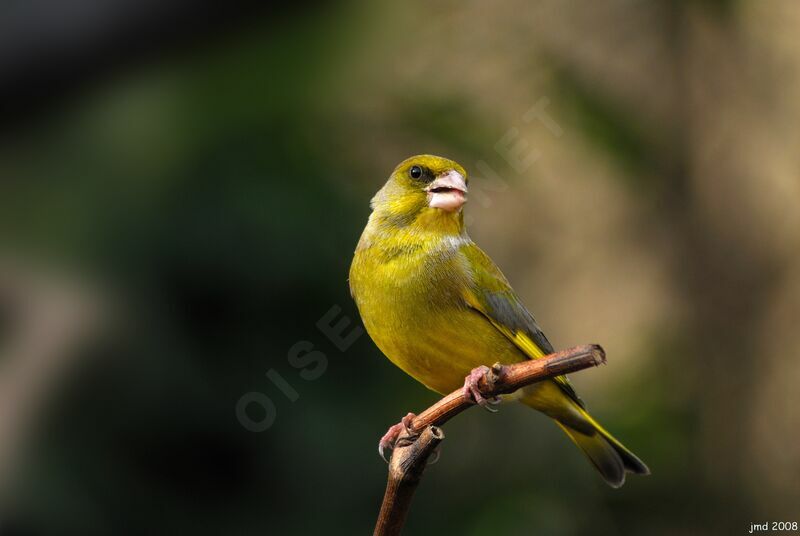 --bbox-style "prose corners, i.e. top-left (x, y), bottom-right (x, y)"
top-left (459, 242), bottom-right (584, 408)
